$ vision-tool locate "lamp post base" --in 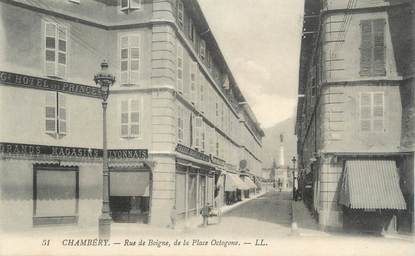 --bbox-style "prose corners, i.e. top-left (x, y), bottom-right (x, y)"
top-left (98, 214), bottom-right (112, 240)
